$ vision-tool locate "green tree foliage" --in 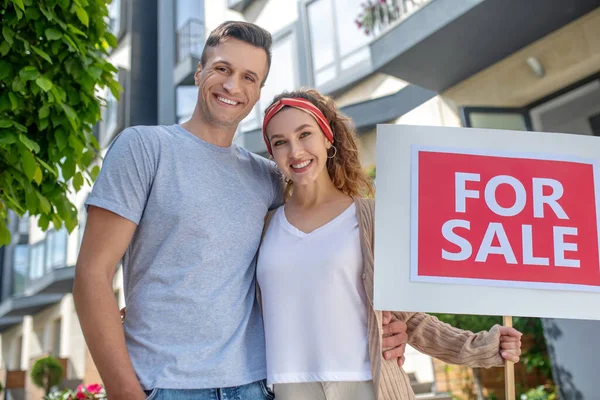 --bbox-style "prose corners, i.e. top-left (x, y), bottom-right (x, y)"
top-left (0, 0), bottom-right (121, 245)
top-left (30, 356), bottom-right (64, 395)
